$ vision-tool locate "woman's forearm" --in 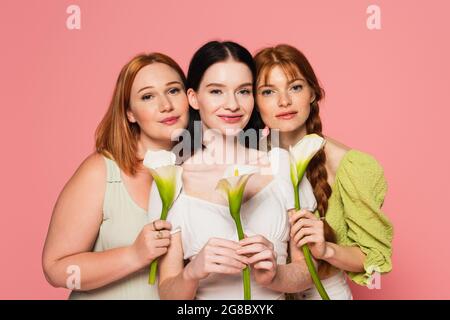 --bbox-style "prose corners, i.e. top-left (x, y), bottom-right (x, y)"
top-left (43, 246), bottom-right (144, 291)
top-left (159, 267), bottom-right (200, 300)
top-left (265, 261), bottom-right (313, 293)
top-left (322, 242), bottom-right (366, 273)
